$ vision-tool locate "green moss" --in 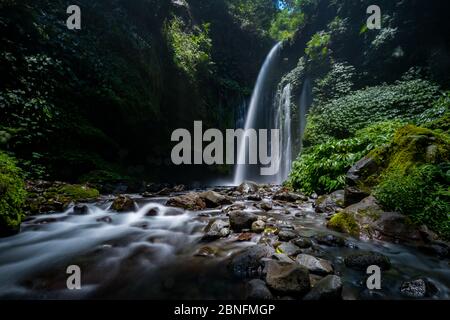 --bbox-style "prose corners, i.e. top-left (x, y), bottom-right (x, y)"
top-left (327, 211), bottom-right (360, 237)
top-left (56, 185), bottom-right (99, 200)
top-left (0, 152), bottom-right (27, 233)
